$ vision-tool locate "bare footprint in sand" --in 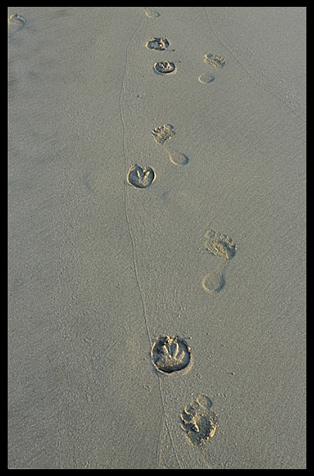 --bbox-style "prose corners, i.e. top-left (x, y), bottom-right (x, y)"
top-left (201, 229), bottom-right (236, 294)
top-left (144, 7), bottom-right (160, 18)
top-left (204, 53), bottom-right (226, 69)
top-left (151, 336), bottom-right (192, 374)
top-left (8, 13), bottom-right (26, 37)
top-left (152, 124), bottom-right (176, 144)
top-left (204, 229), bottom-right (236, 260)
top-left (198, 53), bottom-right (226, 85)
top-left (201, 261), bottom-right (226, 294)
top-left (180, 394), bottom-right (218, 446)
top-left (127, 164), bottom-right (156, 188)
top-left (198, 72), bottom-right (215, 84)
top-left (152, 124), bottom-right (189, 166)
